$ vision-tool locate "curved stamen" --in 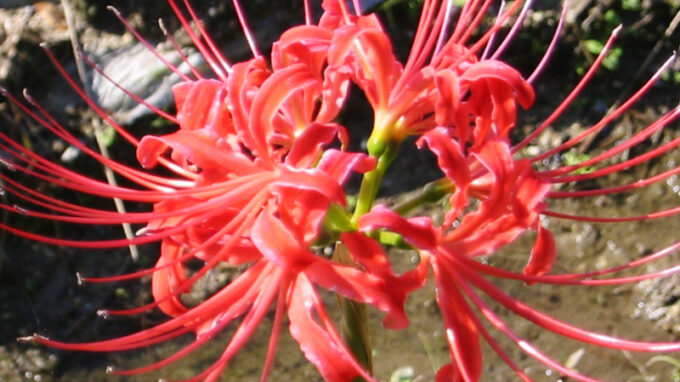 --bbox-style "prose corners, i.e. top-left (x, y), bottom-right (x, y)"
top-left (158, 18), bottom-right (205, 80)
top-left (433, 0), bottom-right (456, 57)
top-left (452, 271), bottom-right (605, 382)
top-left (181, 0), bottom-right (235, 72)
top-left (490, 0), bottom-right (534, 59)
top-left (532, 58), bottom-right (678, 165)
top-left (104, 189), bottom-right (268, 315)
top-left (165, 0), bottom-right (229, 80)
top-left (106, 6), bottom-right (193, 83)
top-left (455, 259), bottom-right (680, 352)
top-left (549, 164), bottom-right (680, 198)
top-left (528, 0), bottom-right (570, 84)
top-left (77, 48), bottom-right (179, 123)
top-left (542, 105), bottom-right (680, 180)
top-left (480, 0), bottom-right (507, 60)
top-left (513, 25), bottom-right (623, 154)
top-left (457, 239), bottom-right (680, 285)
top-left (542, 206), bottom-right (680, 222)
